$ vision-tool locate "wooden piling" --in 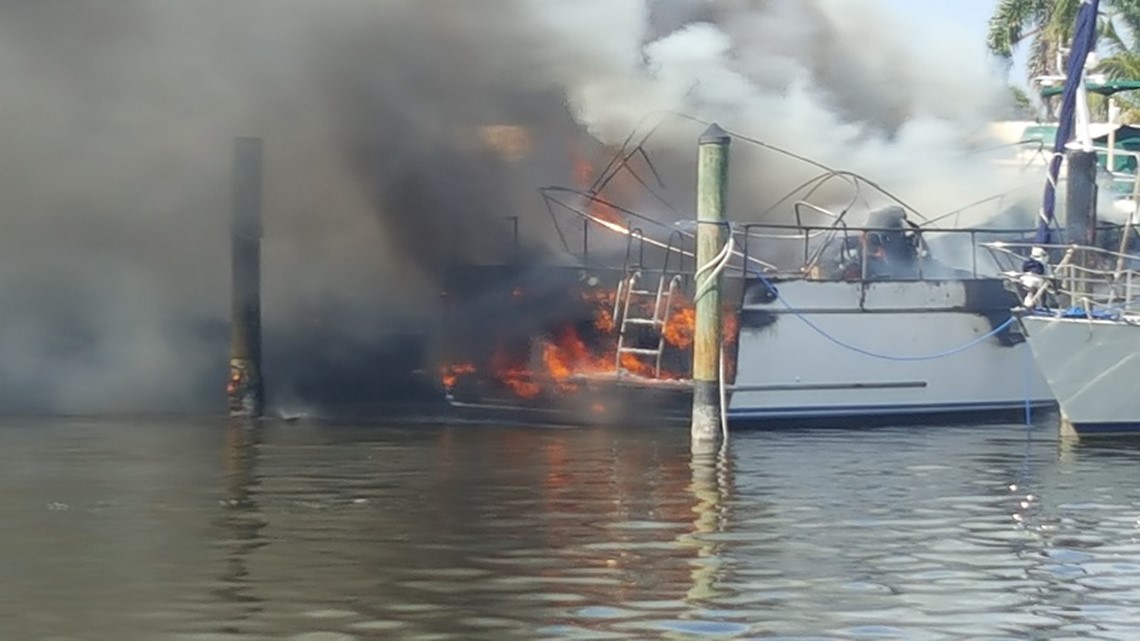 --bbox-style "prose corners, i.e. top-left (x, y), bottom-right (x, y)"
top-left (691, 124), bottom-right (730, 446)
top-left (1065, 149), bottom-right (1098, 298)
top-left (228, 137), bottom-right (264, 418)
top-left (1065, 149), bottom-right (1098, 247)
